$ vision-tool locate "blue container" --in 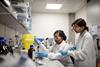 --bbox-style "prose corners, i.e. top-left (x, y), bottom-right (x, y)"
top-left (0, 37), bottom-right (6, 45)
